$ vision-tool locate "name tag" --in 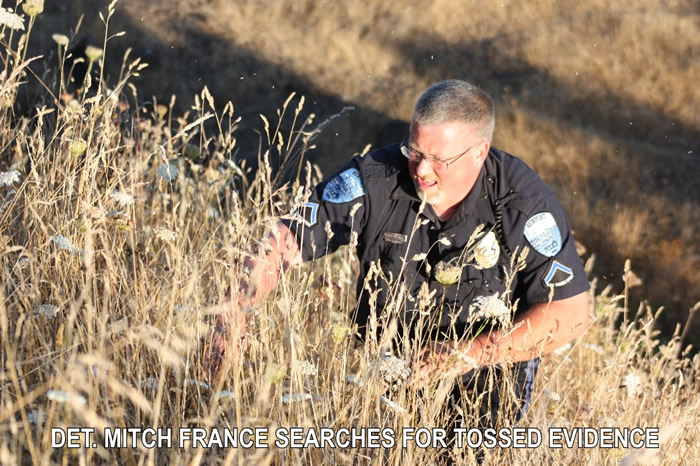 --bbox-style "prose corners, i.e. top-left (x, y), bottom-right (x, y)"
top-left (382, 232), bottom-right (407, 244)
